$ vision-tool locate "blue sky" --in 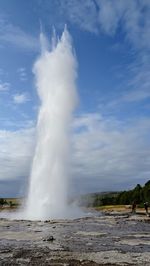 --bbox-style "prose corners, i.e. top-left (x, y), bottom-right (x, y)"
top-left (0, 0), bottom-right (150, 197)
